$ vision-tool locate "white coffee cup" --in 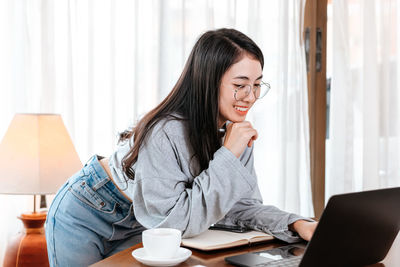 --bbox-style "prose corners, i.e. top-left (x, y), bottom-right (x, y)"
top-left (142, 228), bottom-right (182, 259)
